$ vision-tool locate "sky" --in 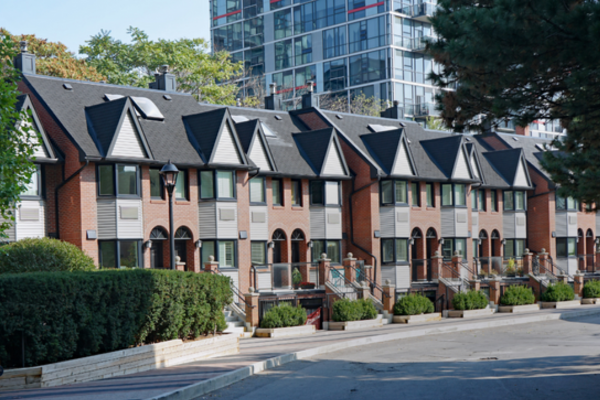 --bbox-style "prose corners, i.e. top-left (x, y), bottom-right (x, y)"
top-left (1, 0), bottom-right (211, 55)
